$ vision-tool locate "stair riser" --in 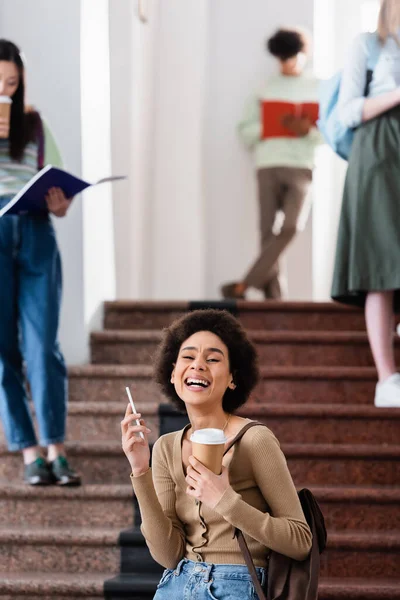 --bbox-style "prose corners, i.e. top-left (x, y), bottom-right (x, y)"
top-left (256, 417), bottom-right (400, 444)
top-left (254, 379), bottom-right (375, 405)
top-left (105, 310), bottom-right (186, 331)
top-left (288, 457), bottom-right (400, 486)
top-left (0, 413), bottom-right (158, 445)
top-left (1, 413), bottom-right (395, 446)
top-left (4, 494), bottom-right (397, 532)
top-left (3, 493), bottom-right (398, 532)
top-left (0, 497), bottom-right (132, 528)
top-left (321, 549), bottom-right (400, 578)
top-left (321, 501), bottom-right (400, 531)
top-left (91, 341), bottom-right (158, 365)
top-left (66, 413), bottom-right (158, 443)
top-left (0, 543), bottom-right (119, 574)
top-left (91, 340), bottom-right (395, 368)
top-left (104, 309), bottom-right (366, 331)
top-left (3, 591), bottom-right (400, 600)
top-left (69, 375), bottom-right (376, 406)
top-left (239, 311), bottom-right (365, 331)
top-left (69, 377), bottom-right (164, 405)
top-left (0, 597), bottom-right (102, 600)
top-left (62, 414), bottom-right (400, 445)
top-left (318, 589), bottom-right (400, 600)
top-left (1, 453), bottom-right (397, 485)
